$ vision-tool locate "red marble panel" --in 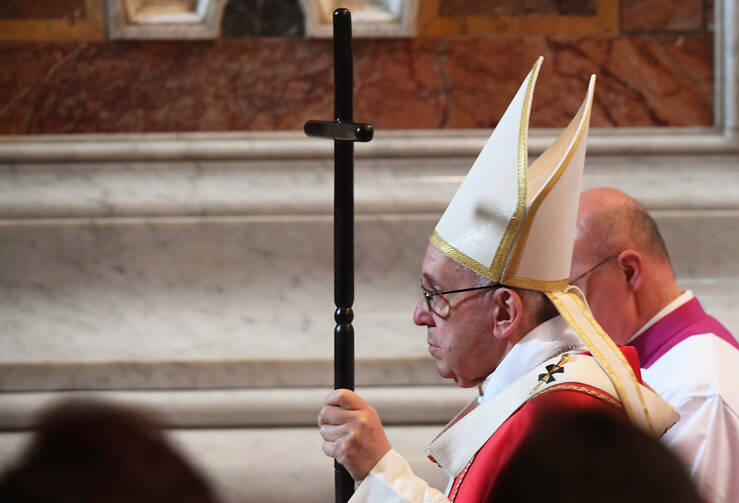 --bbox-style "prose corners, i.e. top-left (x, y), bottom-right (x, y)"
top-left (0, 40), bottom-right (334, 133)
top-left (621, 0), bottom-right (704, 32)
top-left (354, 39), bottom-right (447, 130)
top-left (0, 34), bottom-right (712, 134)
top-left (0, 0), bottom-right (86, 19)
top-left (440, 0), bottom-right (598, 16)
top-left (443, 35), bottom-right (713, 128)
